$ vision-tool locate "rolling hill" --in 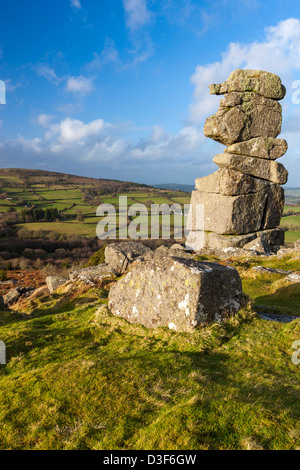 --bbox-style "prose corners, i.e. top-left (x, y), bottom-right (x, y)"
top-left (0, 168), bottom-right (191, 239)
